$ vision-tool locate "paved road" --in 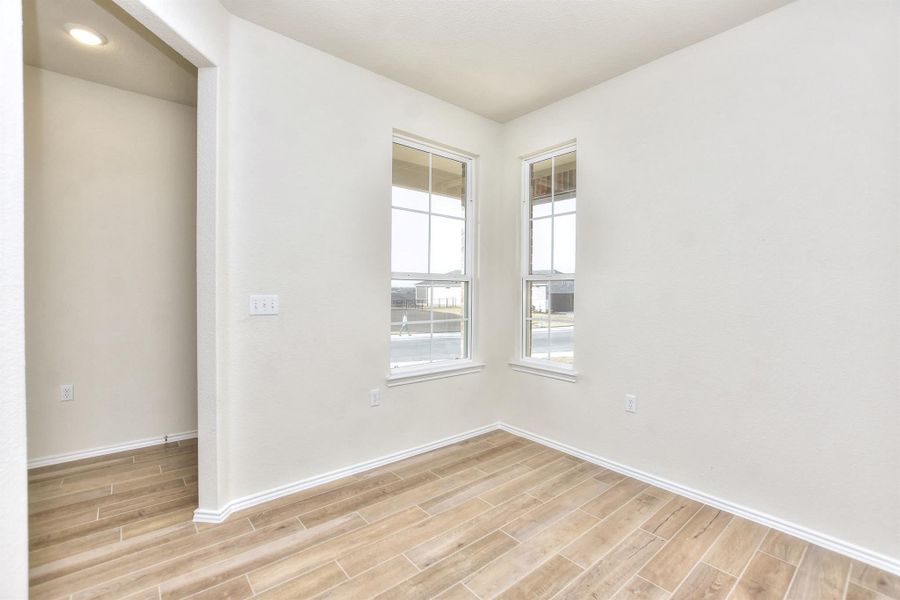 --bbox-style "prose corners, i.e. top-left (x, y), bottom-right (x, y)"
top-left (528, 326), bottom-right (574, 354)
top-left (391, 326), bottom-right (573, 364)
